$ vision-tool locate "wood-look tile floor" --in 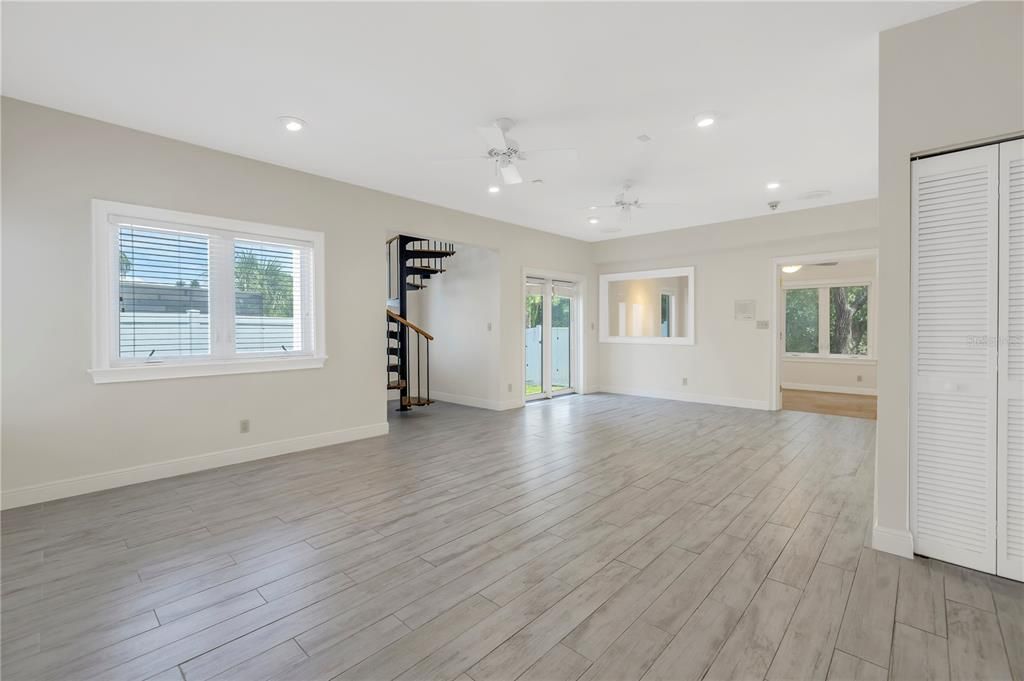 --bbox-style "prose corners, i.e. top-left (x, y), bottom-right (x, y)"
top-left (2, 394), bottom-right (1020, 681)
